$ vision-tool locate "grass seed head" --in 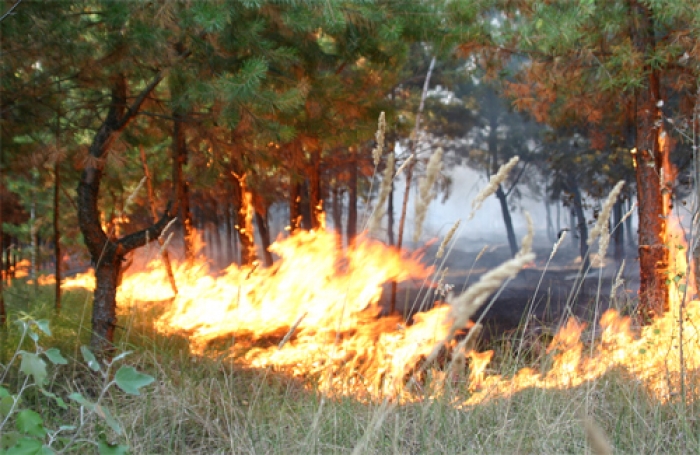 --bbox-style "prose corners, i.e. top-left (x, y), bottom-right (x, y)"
top-left (470, 156), bottom-right (519, 219)
top-left (414, 147), bottom-right (443, 242)
top-left (368, 152), bottom-right (395, 235)
top-left (589, 180), bottom-right (625, 246)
